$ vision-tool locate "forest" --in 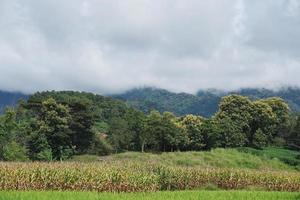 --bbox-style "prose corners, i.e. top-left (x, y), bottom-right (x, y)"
top-left (0, 90), bottom-right (299, 162)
